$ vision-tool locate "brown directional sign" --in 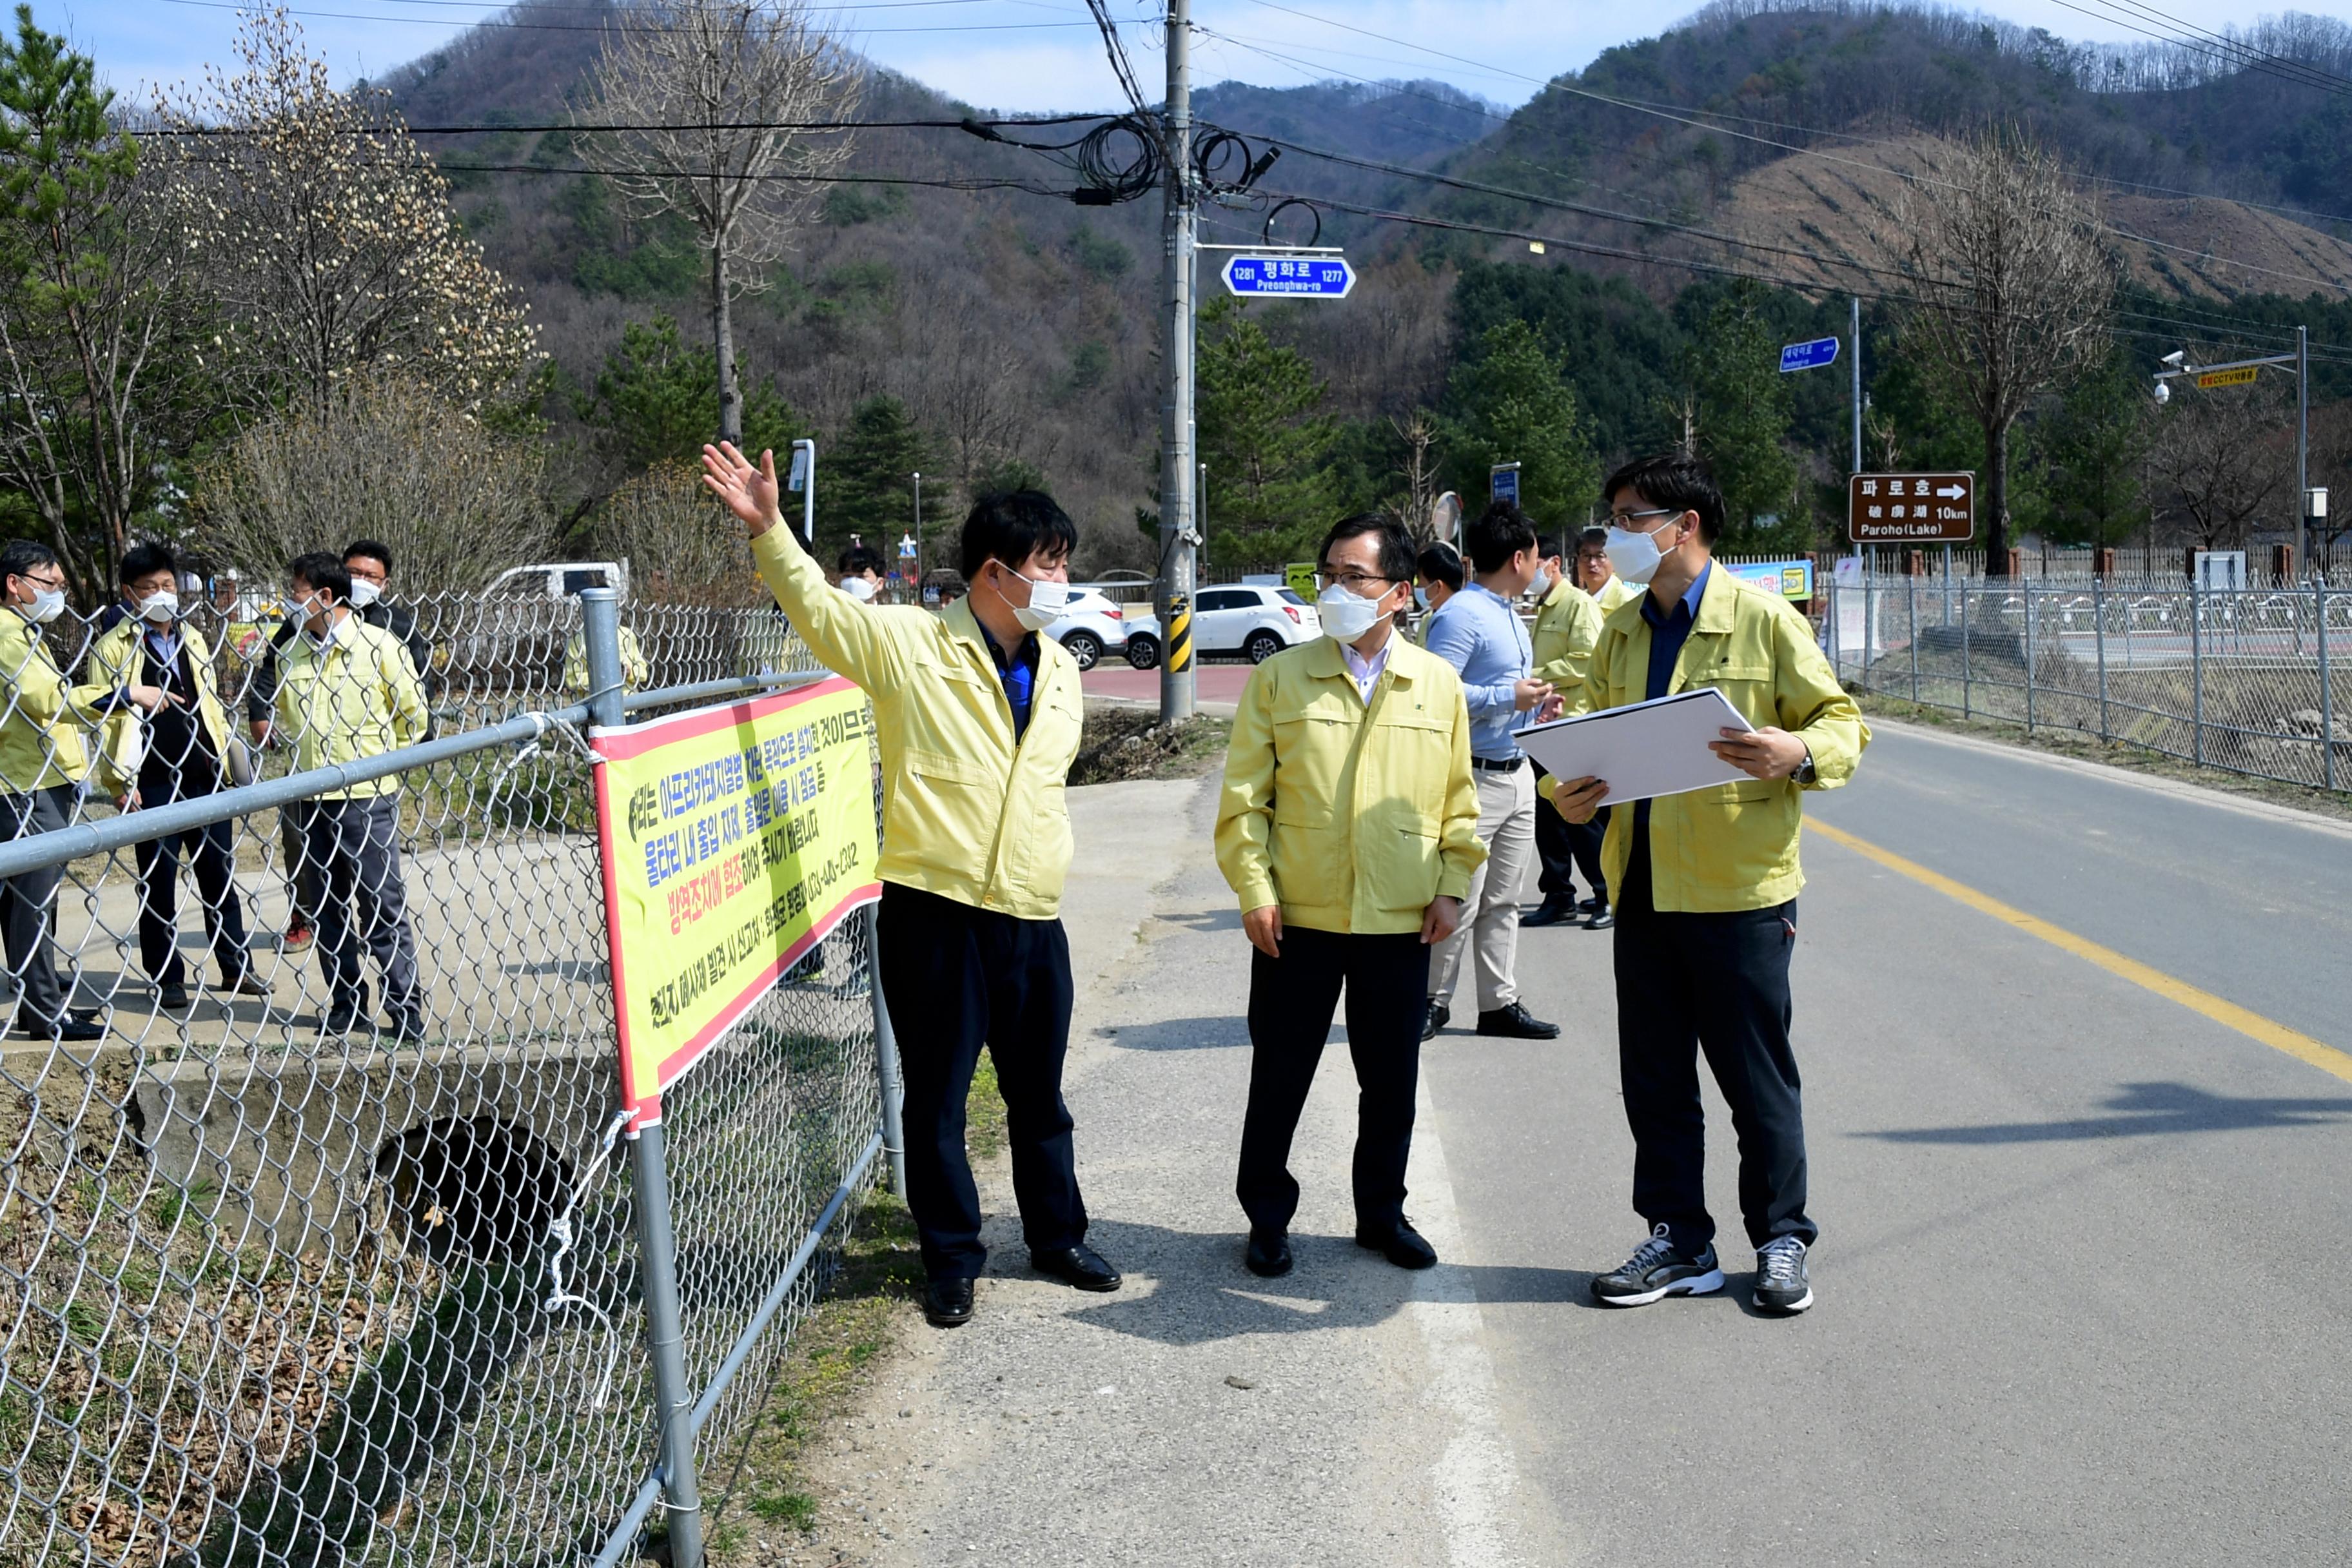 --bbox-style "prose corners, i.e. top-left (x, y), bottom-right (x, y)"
top-left (1848, 472), bottom-right (1975, 544)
